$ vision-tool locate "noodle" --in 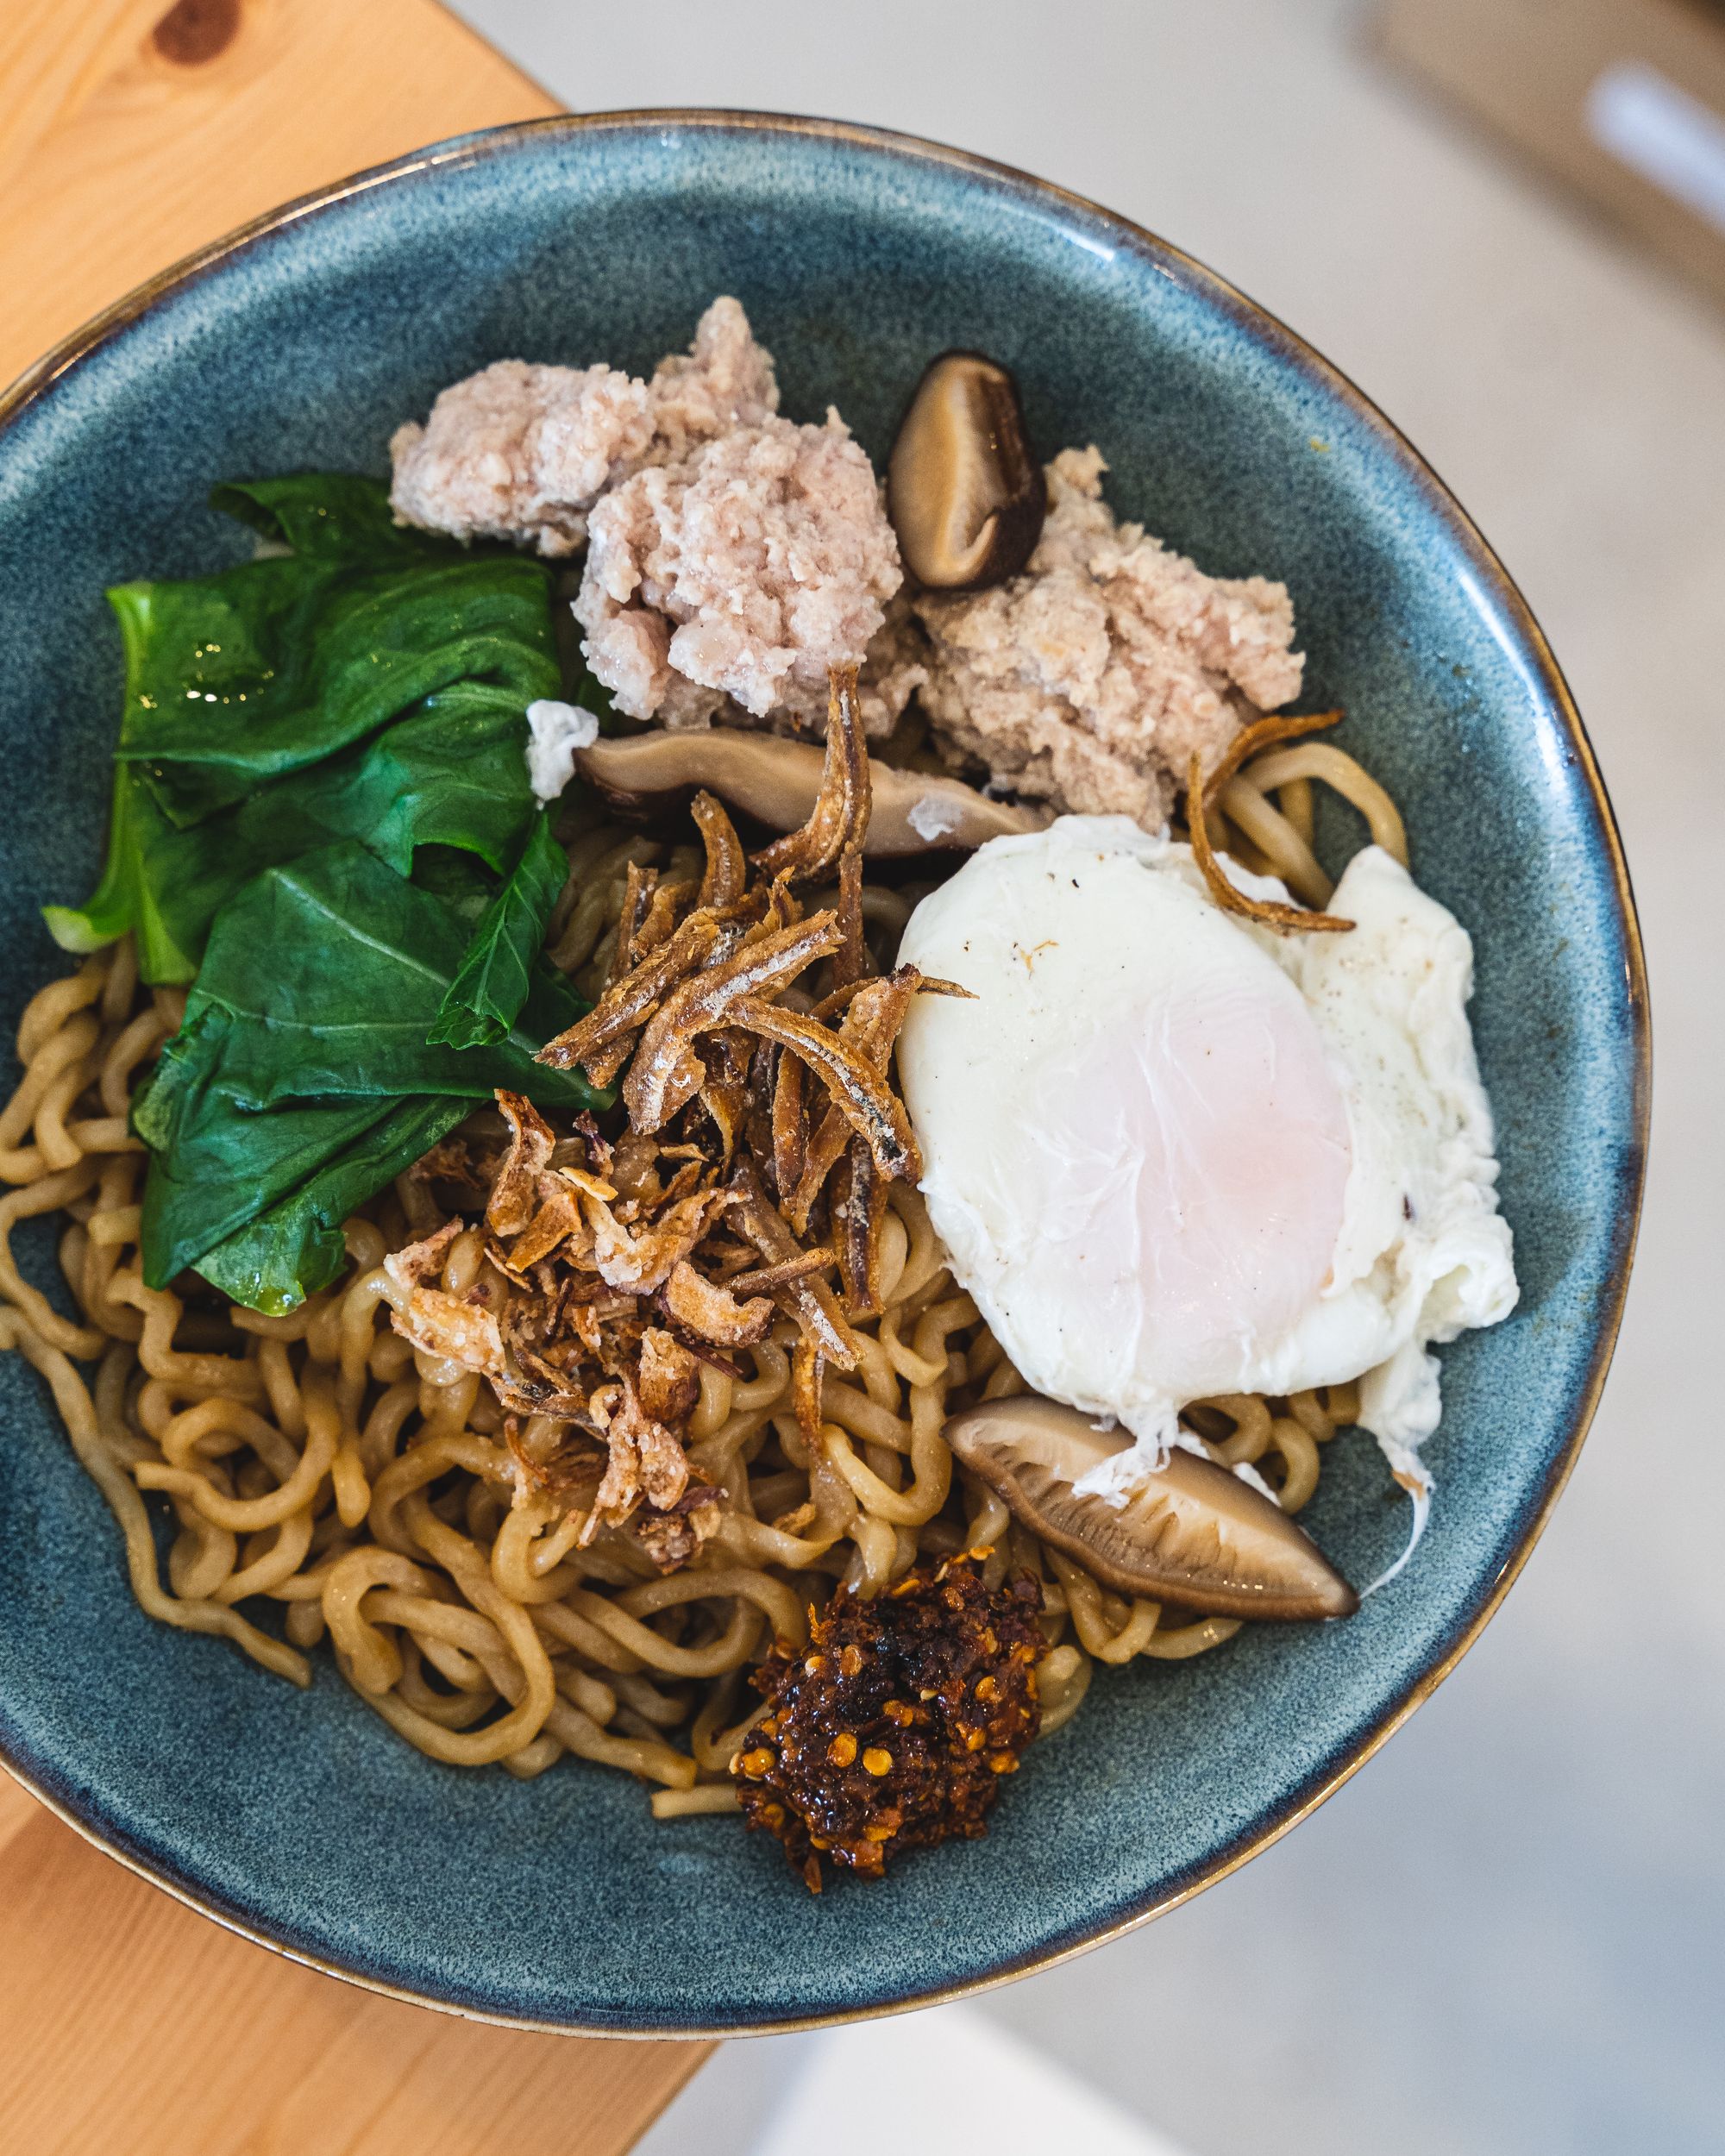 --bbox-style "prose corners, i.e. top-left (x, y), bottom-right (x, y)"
top-left (0, 805), bottom-right (1368, 1812)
